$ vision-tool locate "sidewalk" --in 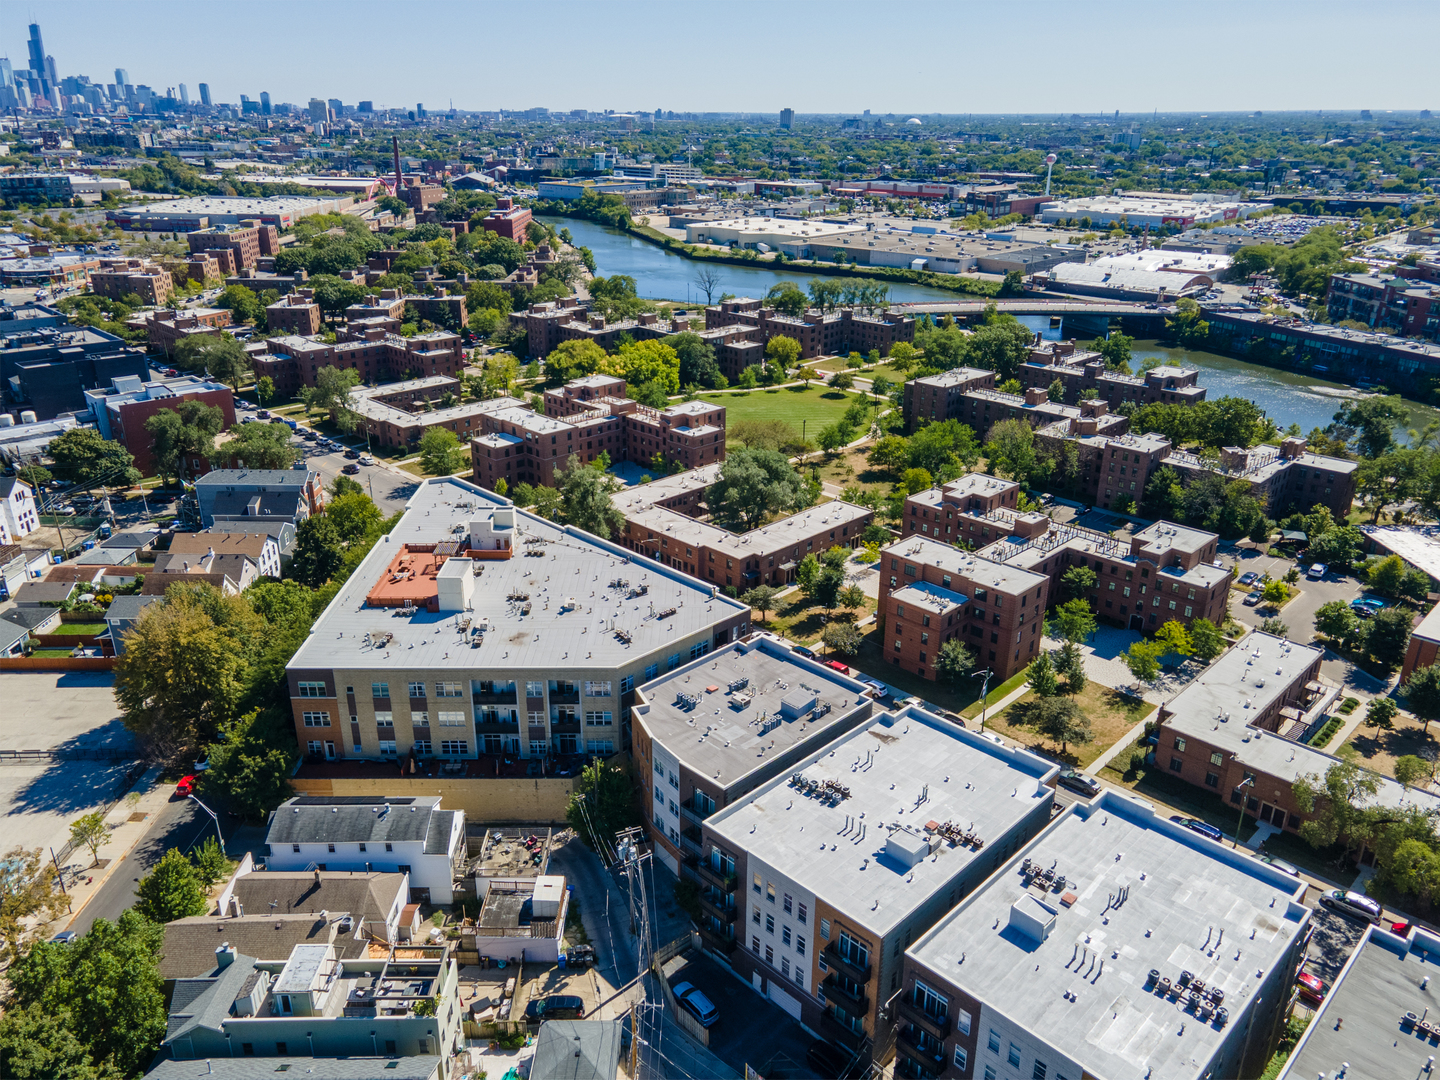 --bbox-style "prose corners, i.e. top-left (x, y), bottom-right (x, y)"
top-left (54, 765), bottom-right (172, 931)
